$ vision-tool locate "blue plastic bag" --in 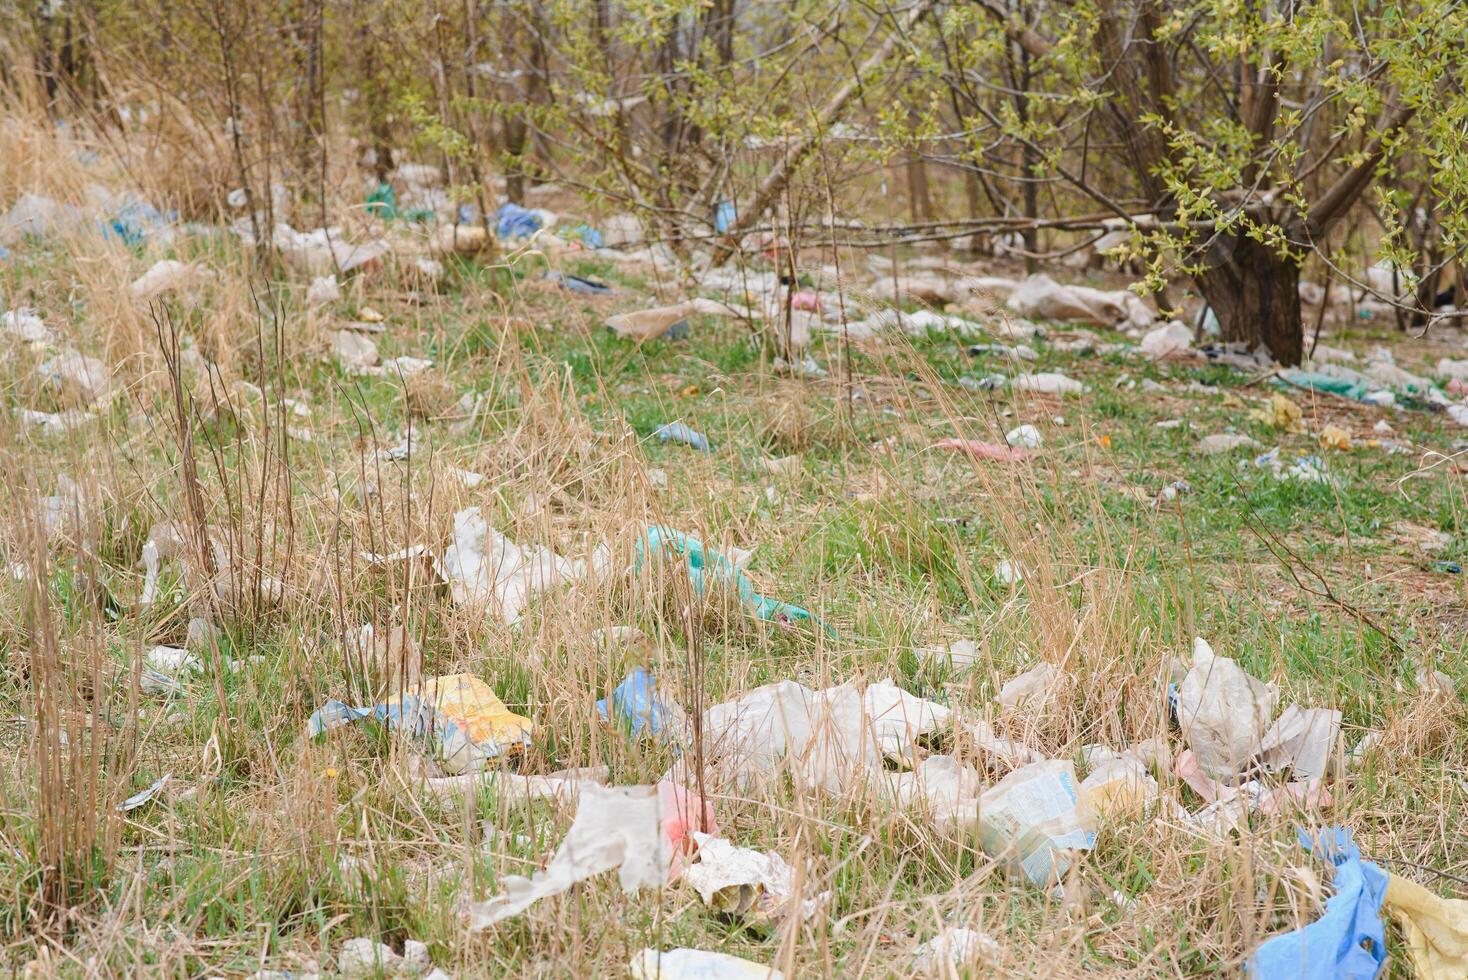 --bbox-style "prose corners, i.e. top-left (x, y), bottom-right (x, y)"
top-left (653, 422), bottom-right (712, 453)
top-left (596, 668), bottom-right (681, 741)
top-left (1248, 827), bottom-right (1389, 980)
top-left (714, 199), bottom-right (736, 234)
top-left (496, 202), bottom-right (542, 240)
